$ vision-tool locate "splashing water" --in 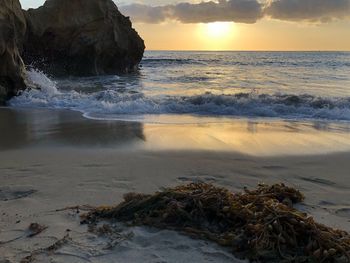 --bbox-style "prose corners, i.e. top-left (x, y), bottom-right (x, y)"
top-left (10, 51), bottom-right (350, 123)
top-left (26, 68), bottom-right (59, 96)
